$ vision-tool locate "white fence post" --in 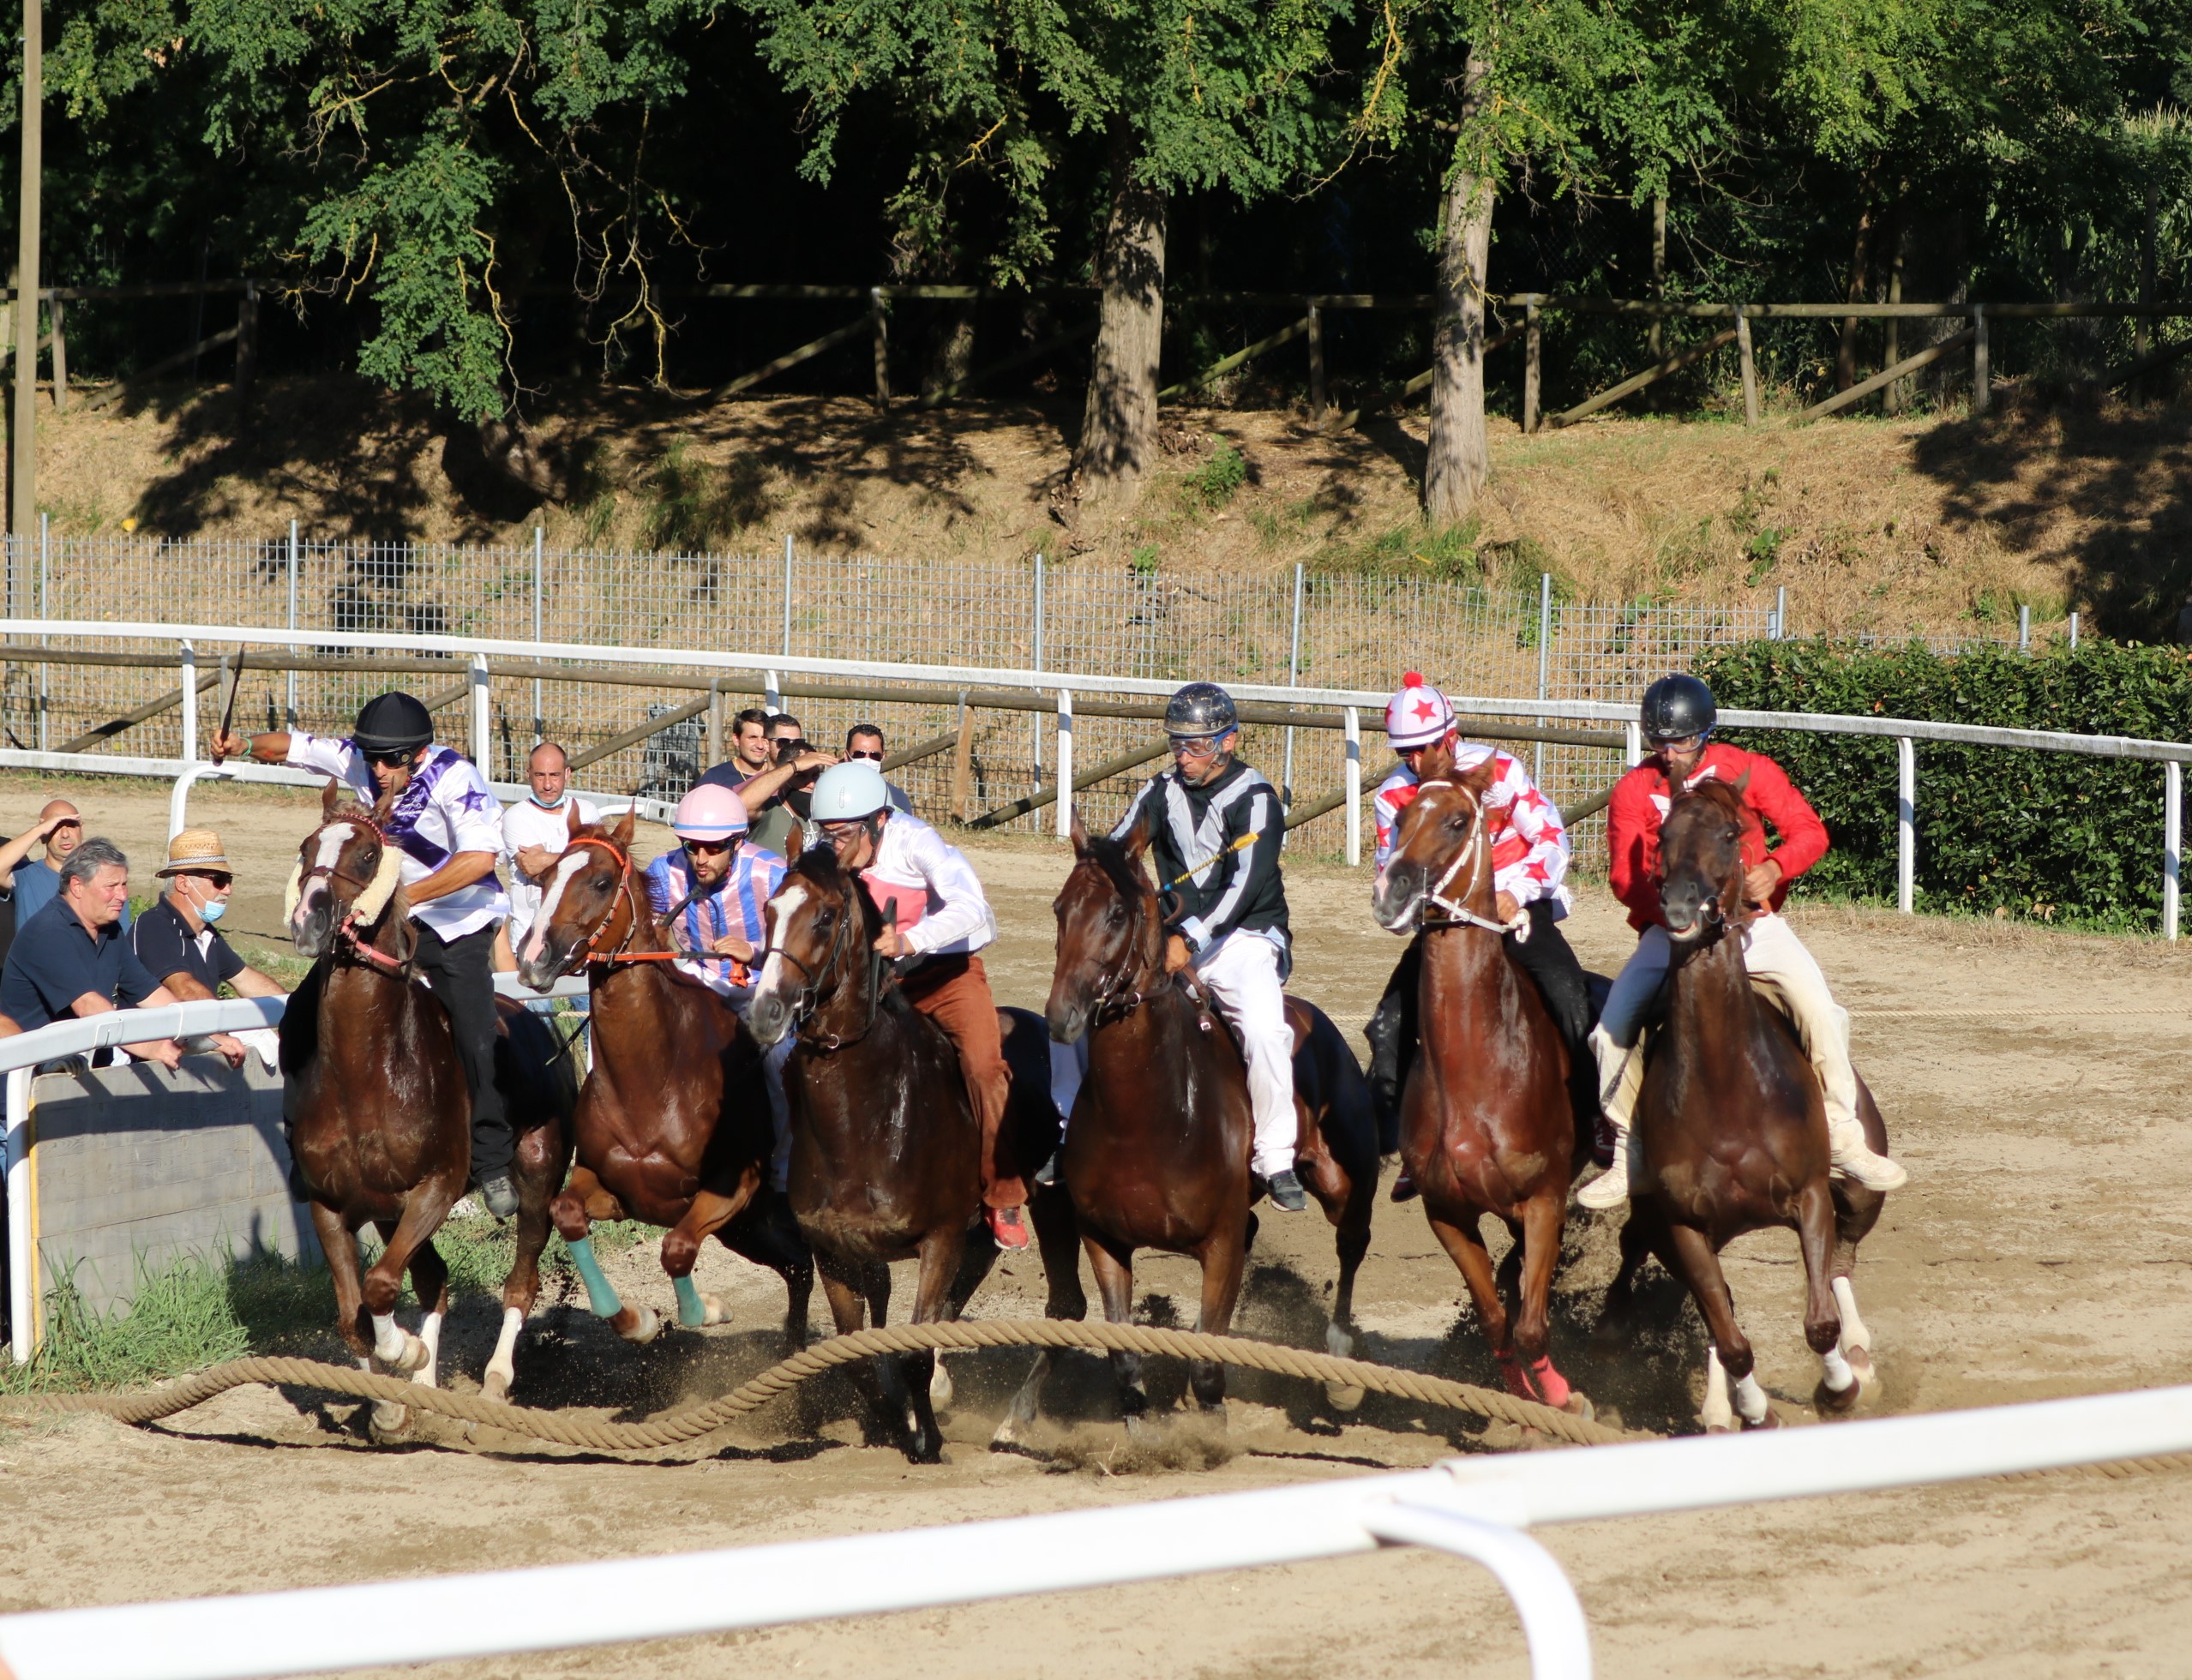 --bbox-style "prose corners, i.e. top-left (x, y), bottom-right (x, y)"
top-left (1360, 1503), bottom-right (1592, 1680)
top-left (1054, 688), bottom-right (1074, 841)
top-left (1624, 720), bottom-right (1642, 768)
top-left (470, 653), bottom-right (491, 770)
top-left (2069, 610), bottom-right (2081, 650)
top-left (1534, 573), bottom-right (1552, 785)
top-left (1897, 736), bottom-right (1916, 915)
top-left (2165, 759), bottom-right (2182, 942)
top-left (1343, 705), bottom-right (1361, 867)
top-left (6, 1065), bottom-right (34, 1364)
top-left (763, 669), bottom-right (782, 714)
top-left (179, 641), bottom-right (196, 764)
